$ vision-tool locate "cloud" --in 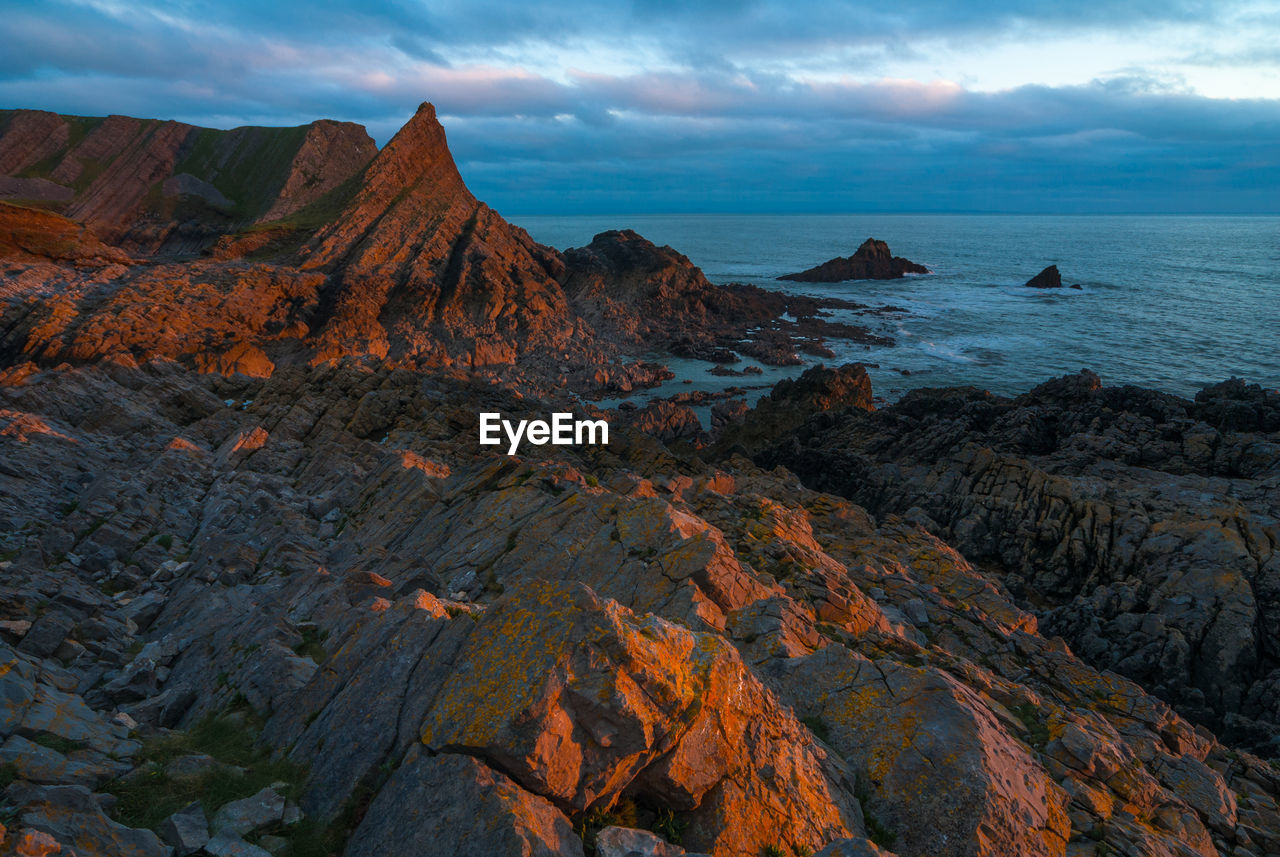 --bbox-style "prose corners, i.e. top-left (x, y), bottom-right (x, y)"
top-left (0, 0), bottom-right (1276, 212)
